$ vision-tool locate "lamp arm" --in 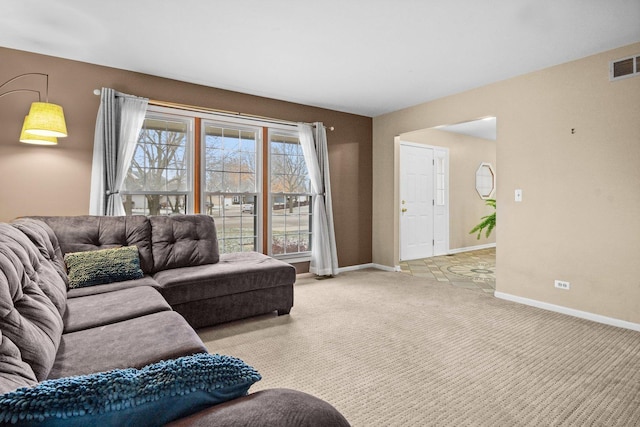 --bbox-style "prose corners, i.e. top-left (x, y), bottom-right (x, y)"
top-left (0, 89), bottom-right (41, 101)
top-left (0, 73), bottom-right (49, 102)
